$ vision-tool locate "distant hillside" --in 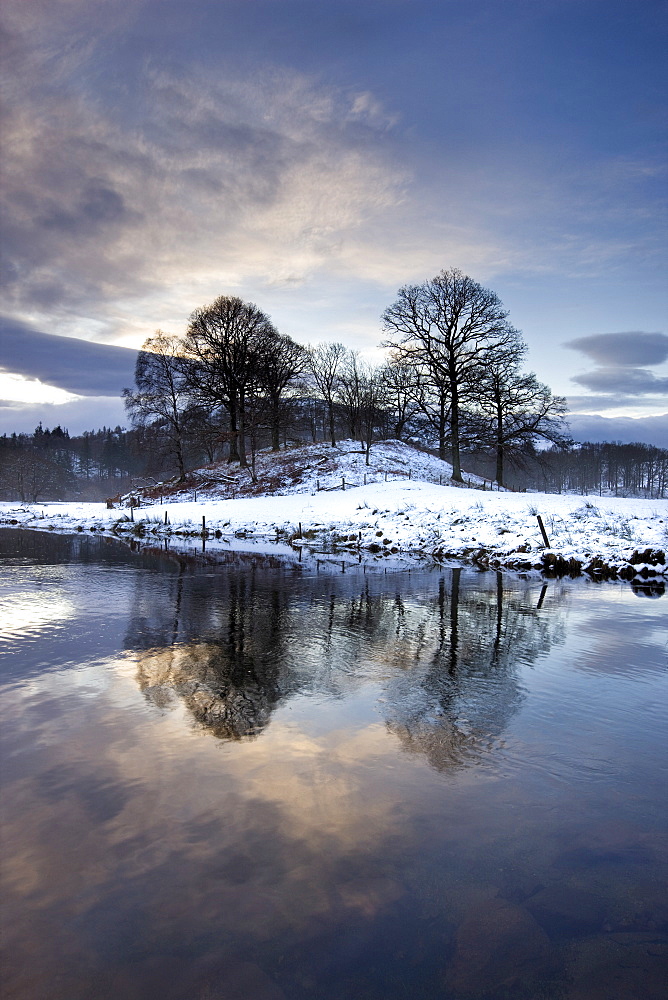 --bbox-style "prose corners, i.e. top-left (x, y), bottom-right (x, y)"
top-left (127, 440), bottom-right (505, 504)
